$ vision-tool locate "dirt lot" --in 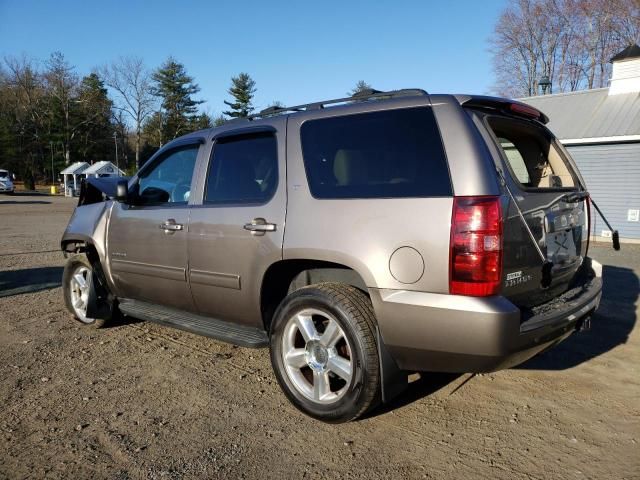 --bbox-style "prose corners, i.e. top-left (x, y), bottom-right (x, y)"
top-left (1, 194), bottom-right (638, 479)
